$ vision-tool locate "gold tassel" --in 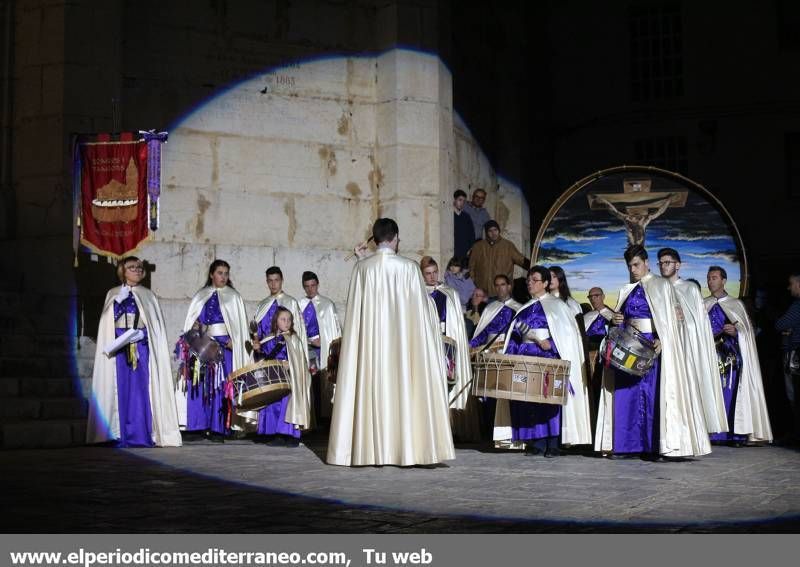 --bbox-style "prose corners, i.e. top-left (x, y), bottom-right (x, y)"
top-left (193, 358), bottom-right (200, 387)
top-left (129, 342), bottom-right (138, 370)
